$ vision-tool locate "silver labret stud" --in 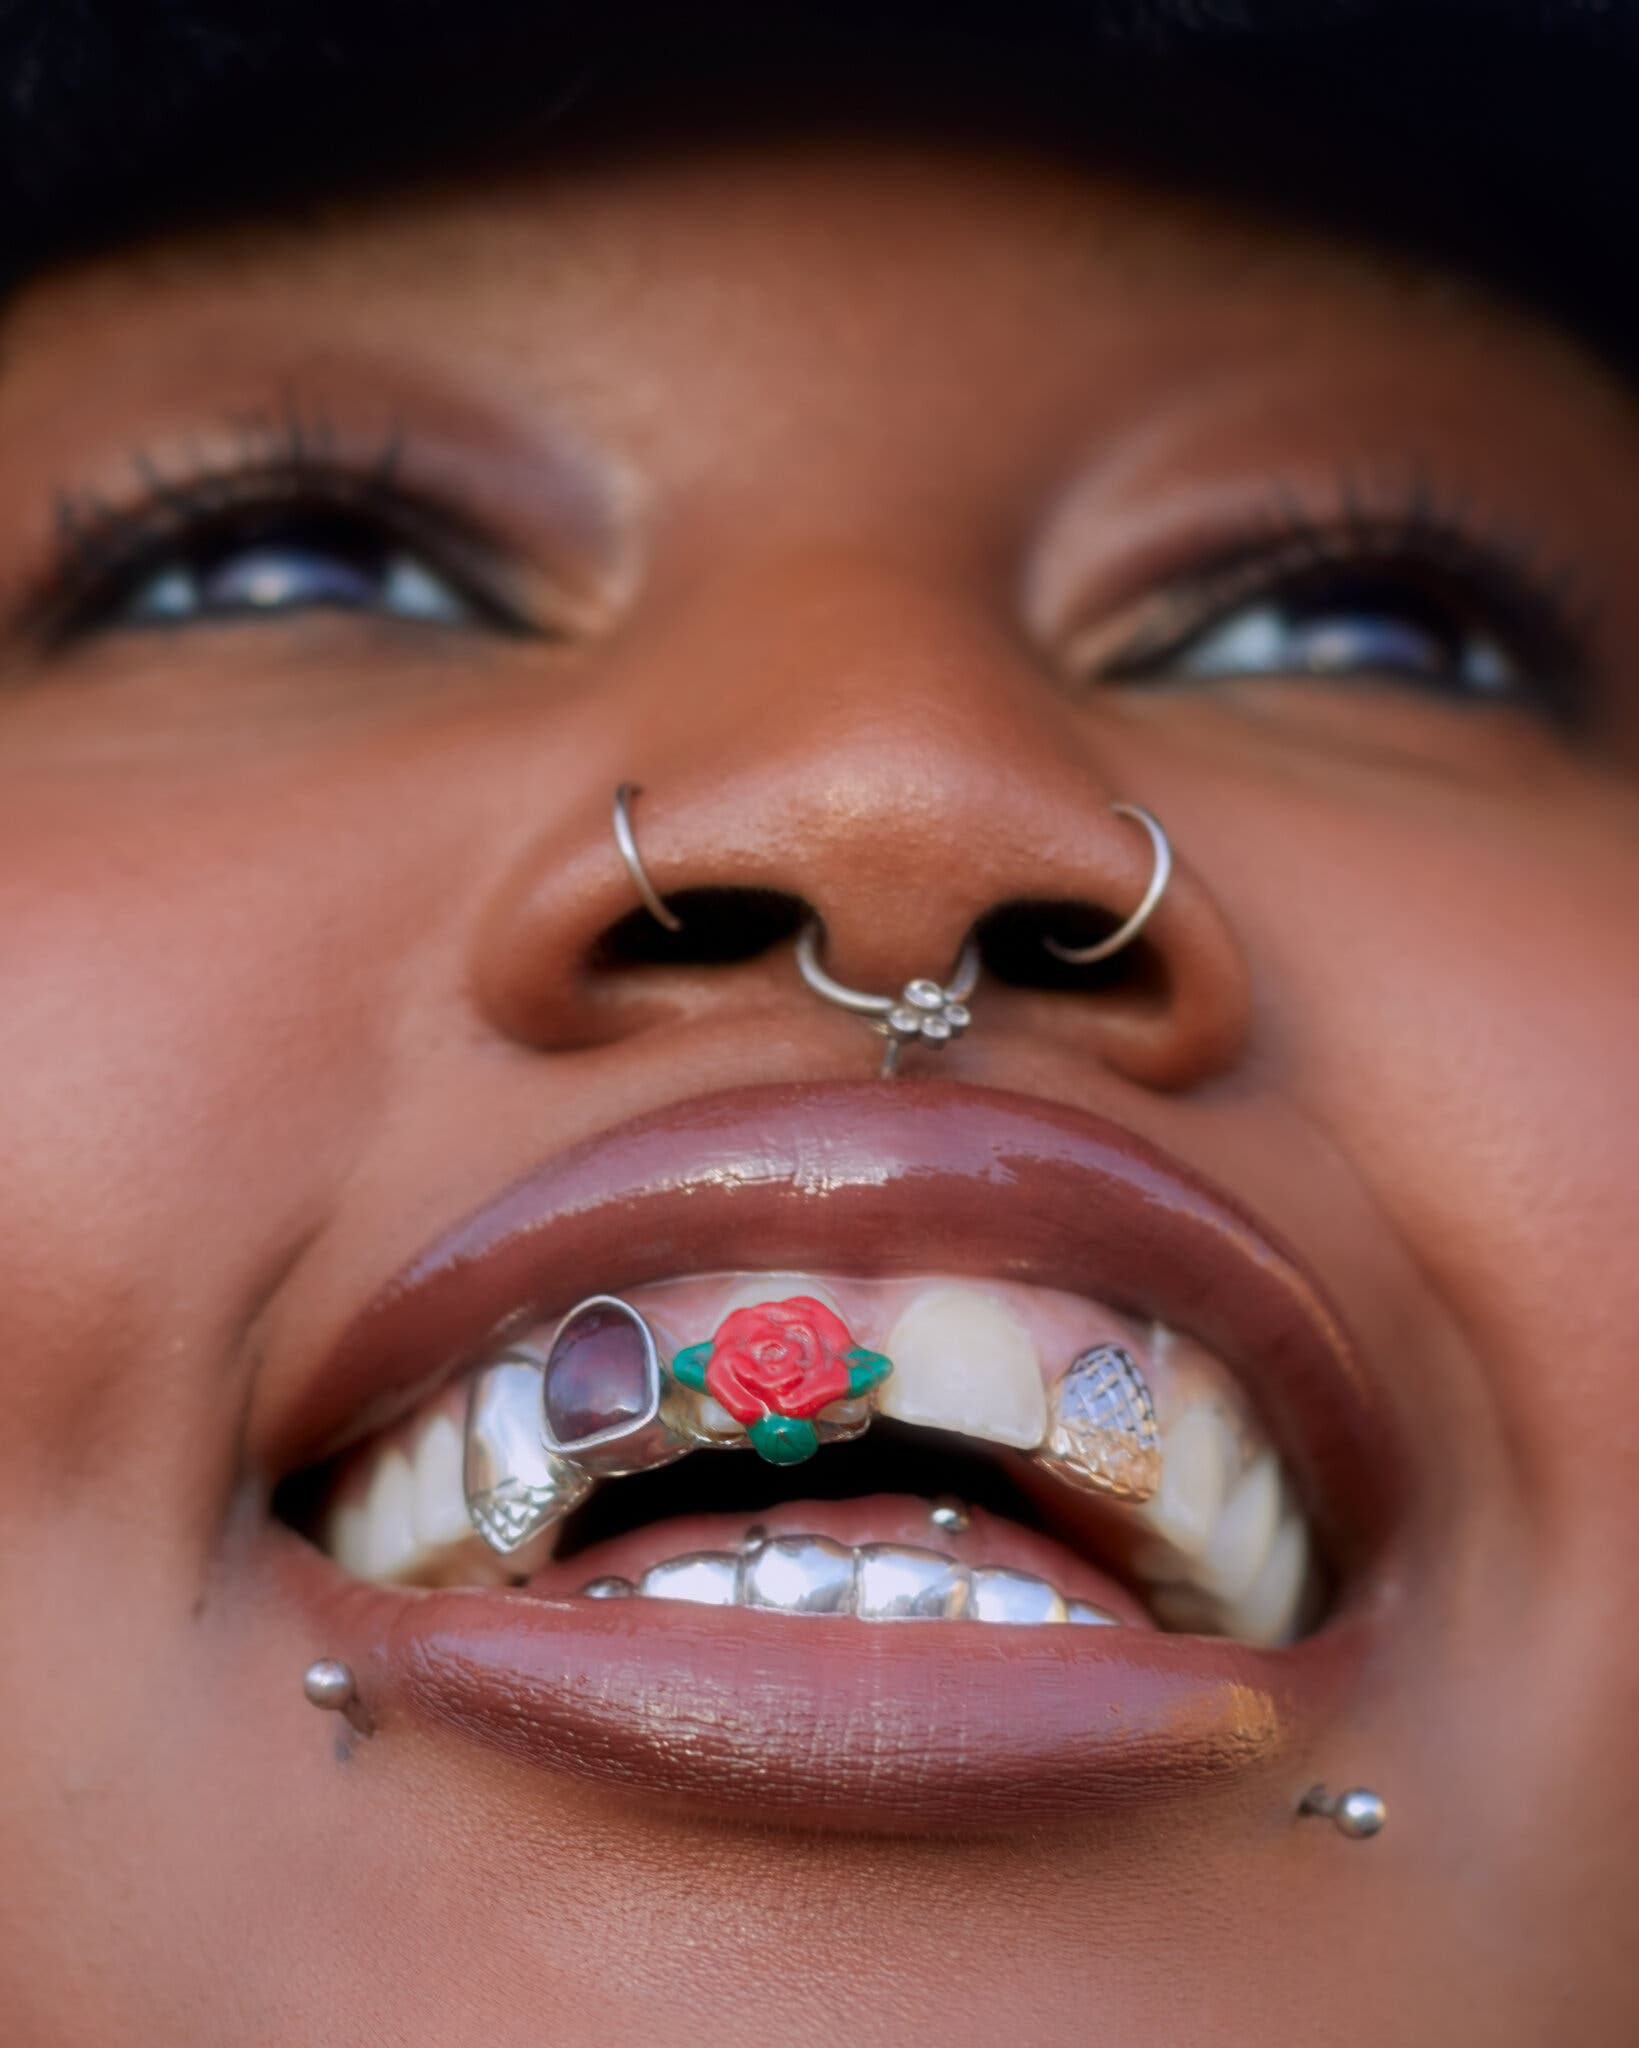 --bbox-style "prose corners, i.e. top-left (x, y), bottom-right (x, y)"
top-left (1298, 1784), bottom-right (1387, 1839)
top-left (303, 1658), bottom-right (354, 1709)
top-left (302, 1659), bottom-right (374, 1736)
top-left (928, 1496), bottom-right (972, 1533)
